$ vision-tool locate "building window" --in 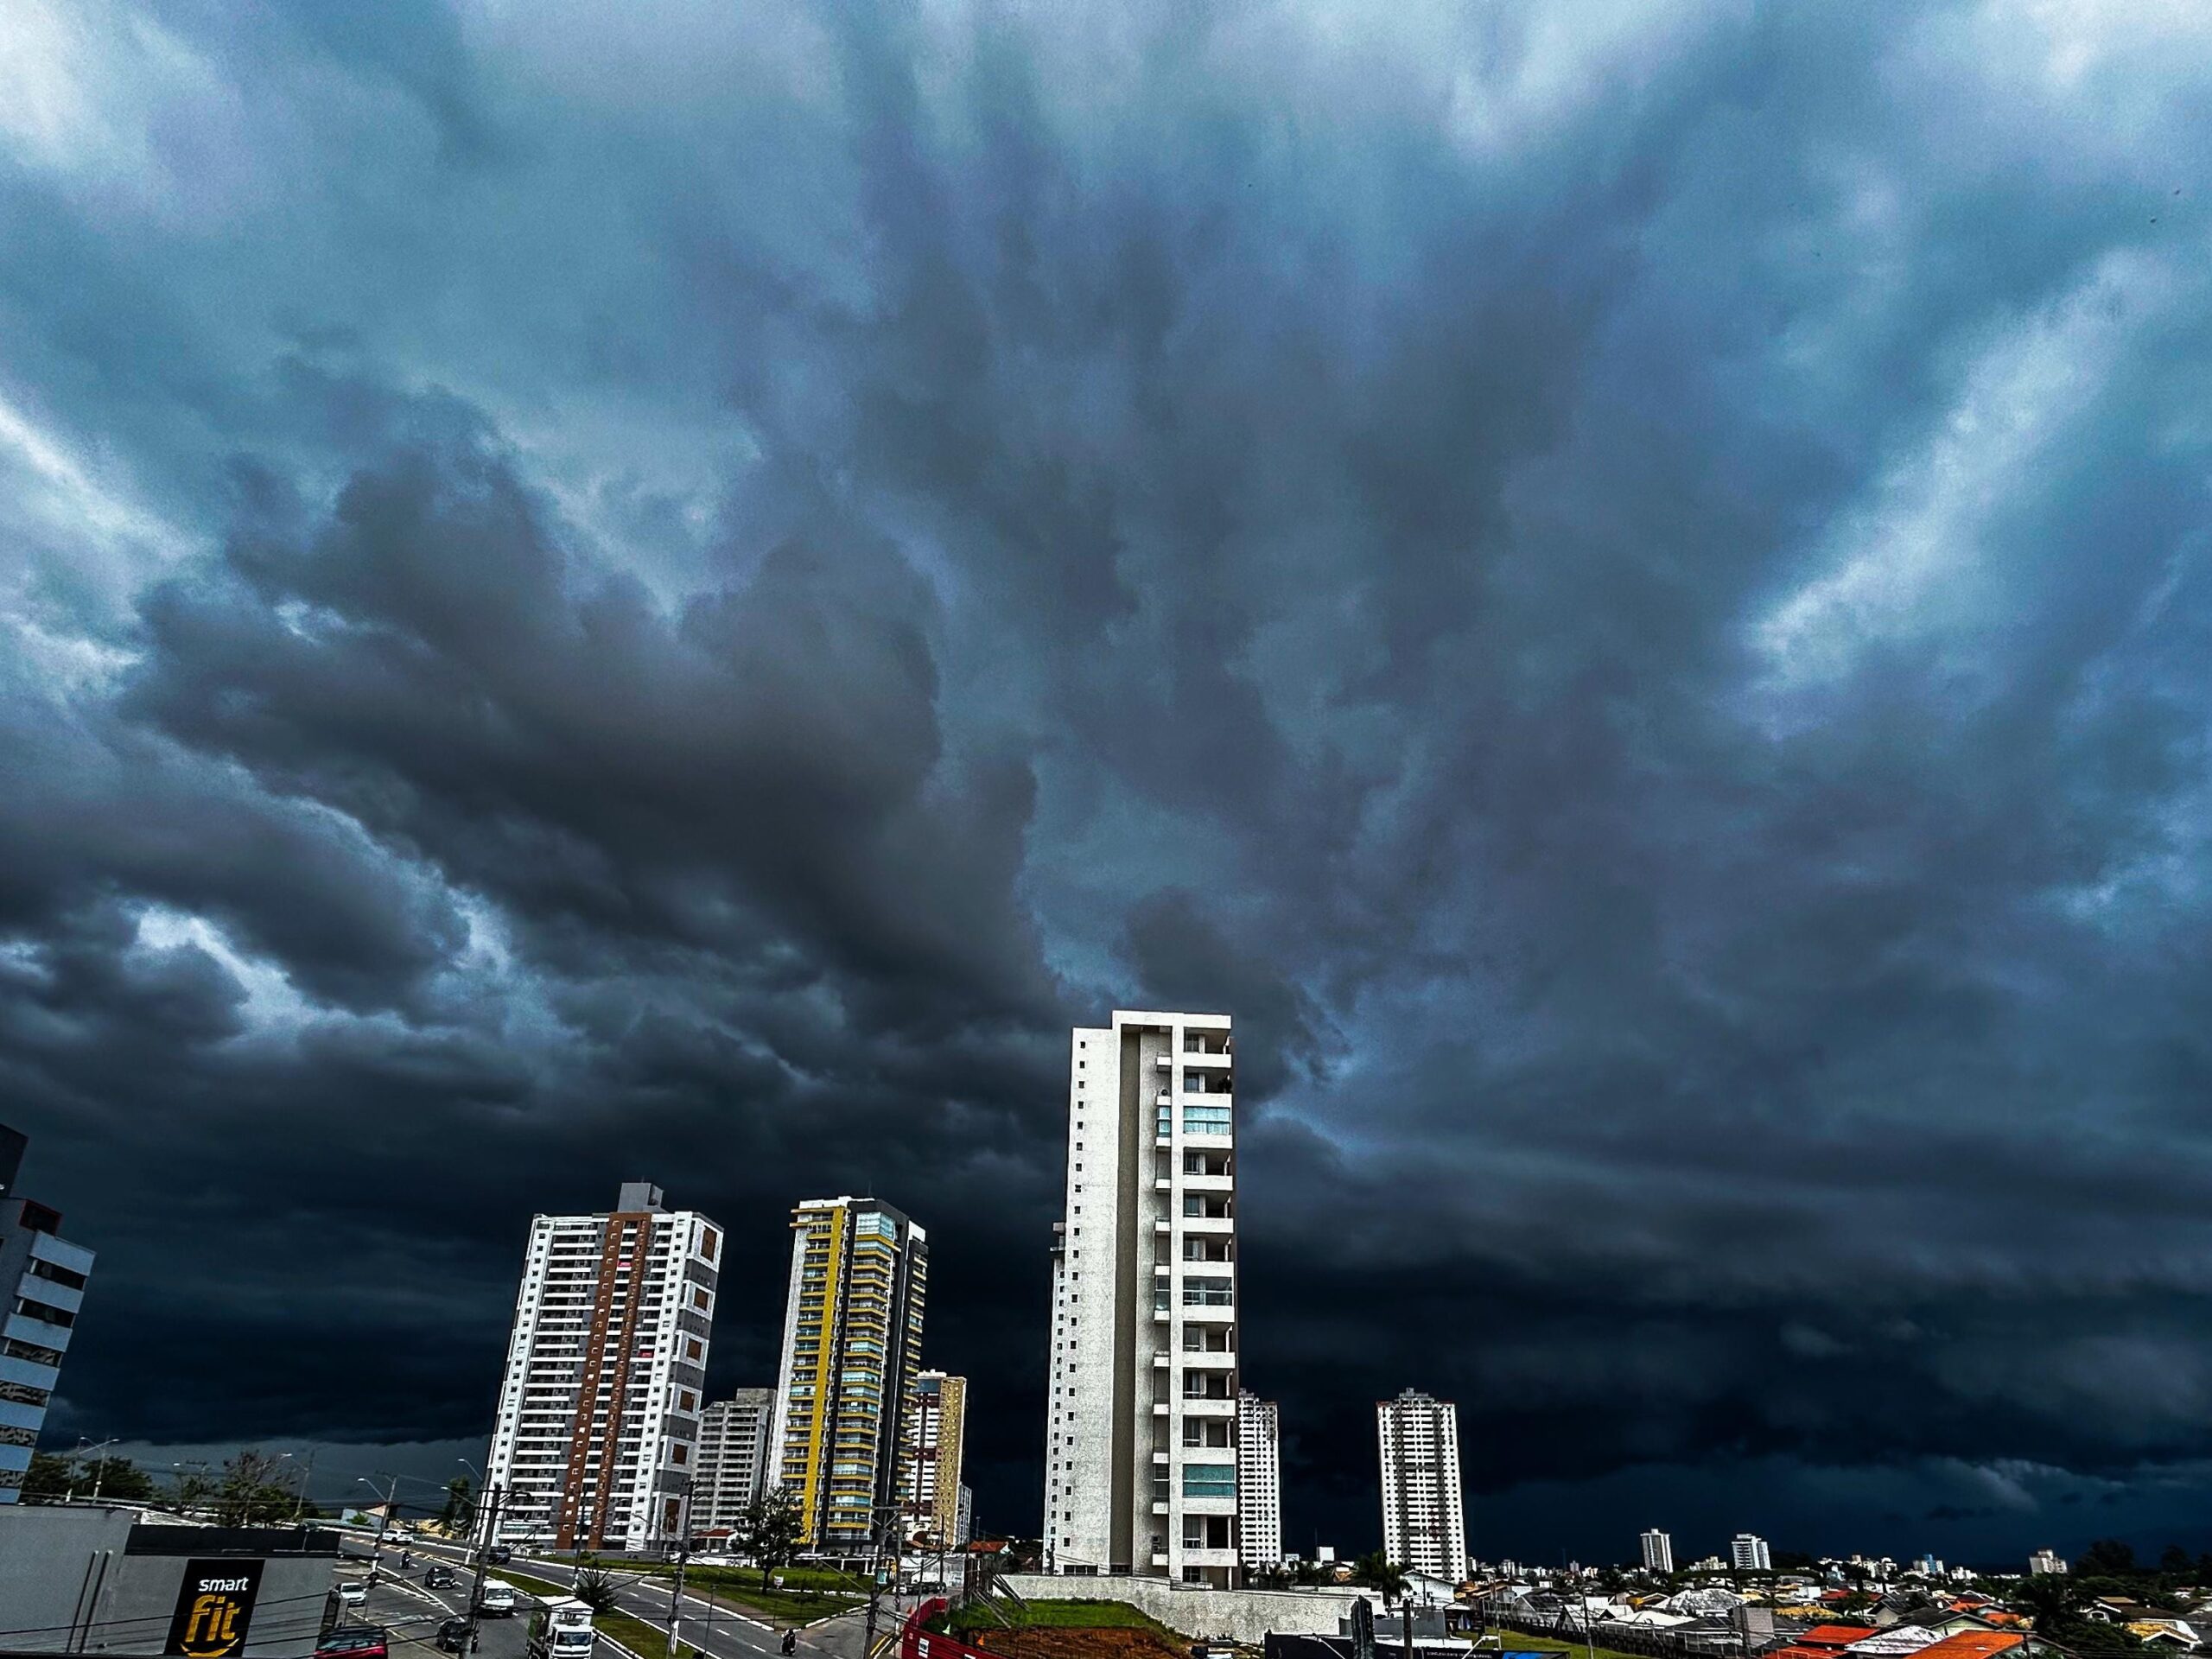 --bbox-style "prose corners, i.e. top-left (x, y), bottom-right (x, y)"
top-left (1182, 1464), bottom-right (1235, 1500)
